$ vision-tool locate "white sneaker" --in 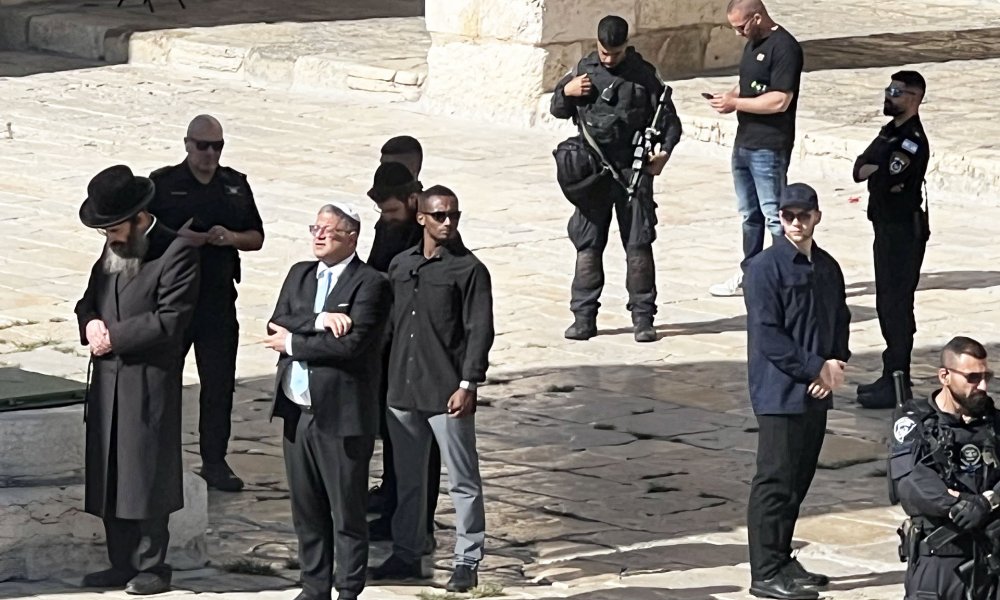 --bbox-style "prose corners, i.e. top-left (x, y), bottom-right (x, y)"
top-left (709, 272), bottom-right (743, 297)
